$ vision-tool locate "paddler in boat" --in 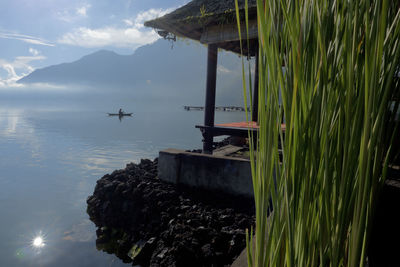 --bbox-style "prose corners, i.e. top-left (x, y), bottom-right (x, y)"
top-left (119, 108), bottom-right (123, 116)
